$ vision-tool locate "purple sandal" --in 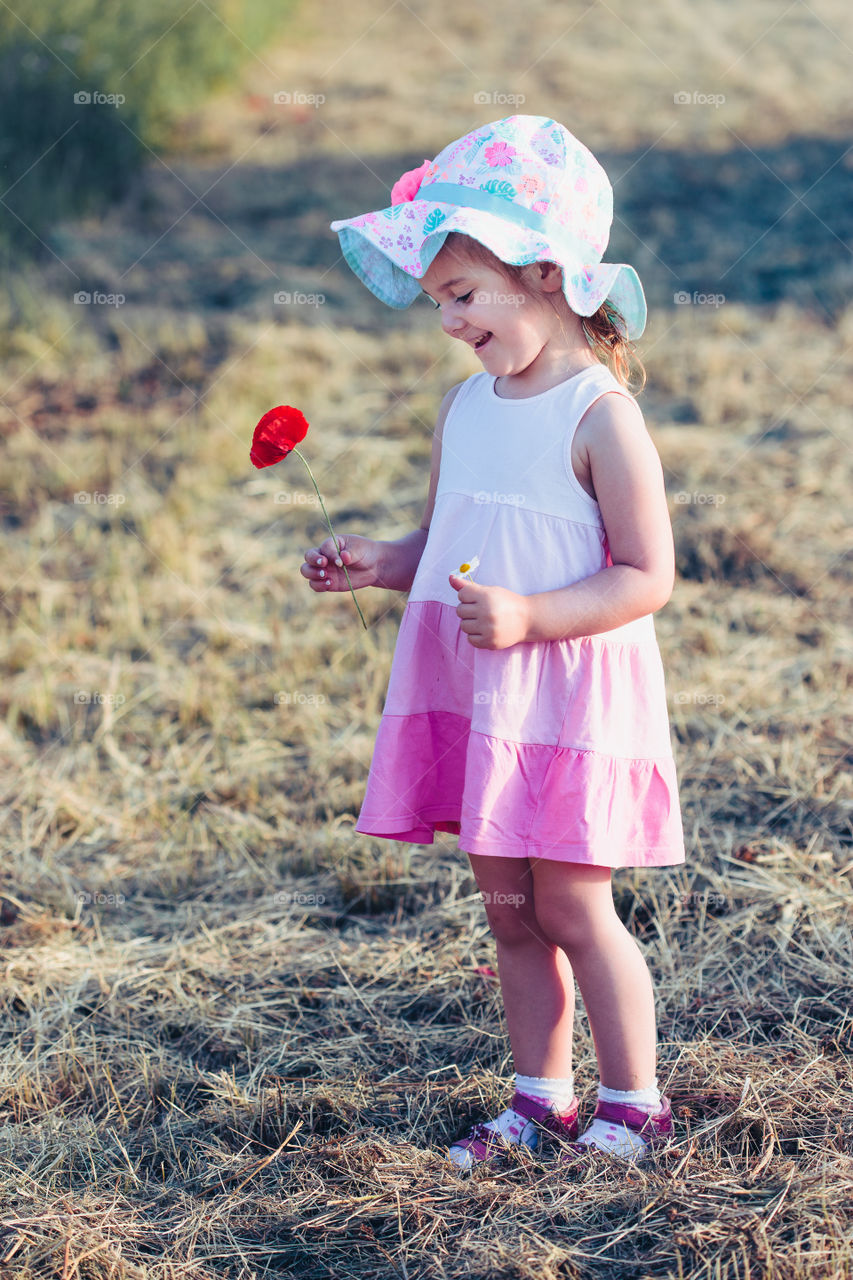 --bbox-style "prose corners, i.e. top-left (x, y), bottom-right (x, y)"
top-left (448, 1089), bottom-right (580, 1170)
top-left (560, 1094), bottom-right (674, 1165)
